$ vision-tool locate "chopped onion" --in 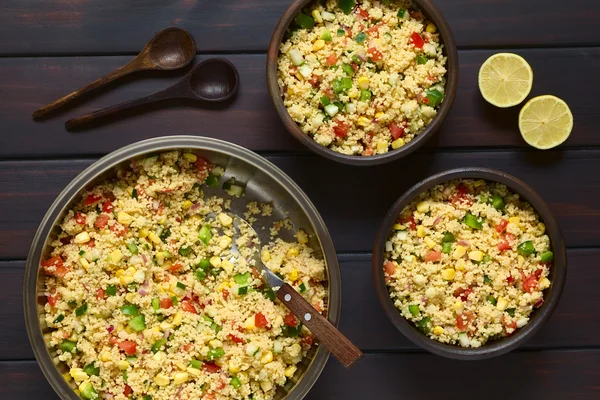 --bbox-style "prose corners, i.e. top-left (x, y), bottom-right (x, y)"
top-left (357, 48), bottom-right (367, 62)
top-left (396, 231), bottom-right (408, 241)
top-left (163, 329), bottom-right (171, 339)
top-left (138, 288), bottom-right (147, 296)
top-left (288, 48), bottom-right (304, 66)
top-left (458, 240), bottom-right (470, 247)
top-left (321, 11), bottom-right (335, 21)
top-left (324, 104), bottom-right (339, 117)
top-left (141, 254), bottom-right (148, 264)
top-left (385, 241), bottom-right (393, 252)
top-left (298, 64), bottom-right (313, 79)
top-left (107, 325), bottom-right (114, 333)
top-left (190, 202), bottom-right (202, 211)
top-left (432, 216), bottom-right (442, 226)
top-left (345, 103), bottom-right (356, 114)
